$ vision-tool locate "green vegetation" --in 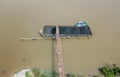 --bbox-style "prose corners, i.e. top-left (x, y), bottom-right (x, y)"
top-left (32, 68), bottom-right (41, 77)
top-left (25, 68), bottom-right (98, 77)
top-left (65, 73), bottom-right (76, 77)
top-left (30, 67), bottom-right (58, 77)
top-left (98, 64), bottom-right (120, 77)
top-left (26, 67), bottom-right (77, 77)
top-left (24, 64), bottom-right (120, 77)
top-left (25, 71), bottom-right (31, 77)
